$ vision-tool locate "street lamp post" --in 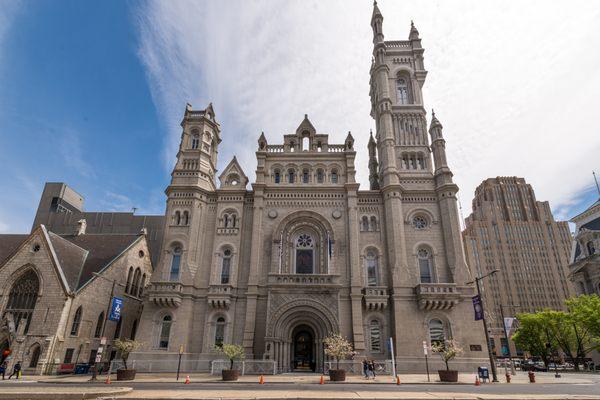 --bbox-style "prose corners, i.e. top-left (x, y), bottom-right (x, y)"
top-left (468, 270), bottom-right (499, 383)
